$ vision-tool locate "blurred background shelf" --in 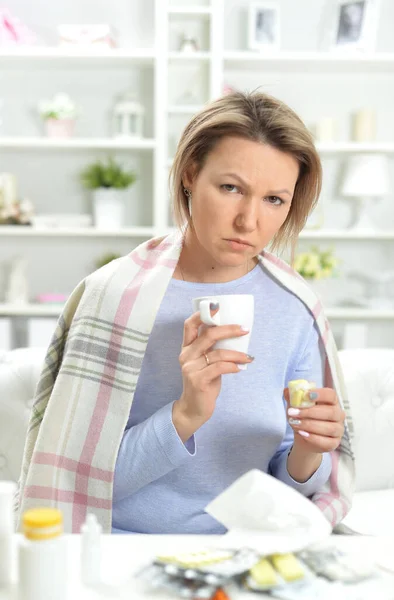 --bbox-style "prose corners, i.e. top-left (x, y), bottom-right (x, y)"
top-left (168, 6), bottom-right (213, 17)
top-left (224, 51), bottom-right (394, 72)
top-left (0, 226), bottom-right (158, 237)
top-left (0, 137), bottom-right (157, 150)
top-left (0, 47), bottom-right (155, 64)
